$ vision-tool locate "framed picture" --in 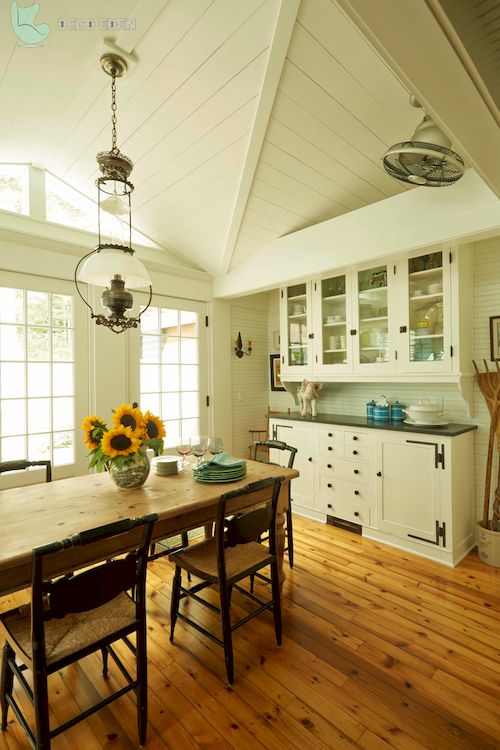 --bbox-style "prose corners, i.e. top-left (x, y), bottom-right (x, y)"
top-left (270, 354), bottom-right (285, 391)
top-left (490, 316), bottom-right (500, 361)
